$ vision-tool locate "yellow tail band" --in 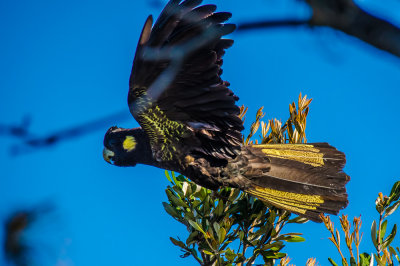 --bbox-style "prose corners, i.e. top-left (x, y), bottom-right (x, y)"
top-left (253, 144), bottom-right (325, 167)
top-left (246, 185), bottom-right (325, 214)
